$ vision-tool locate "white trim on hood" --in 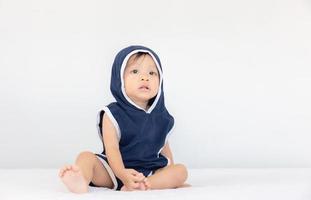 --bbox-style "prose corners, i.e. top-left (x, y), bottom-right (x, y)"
top-left (120, 49), bottom-right (163, 114)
